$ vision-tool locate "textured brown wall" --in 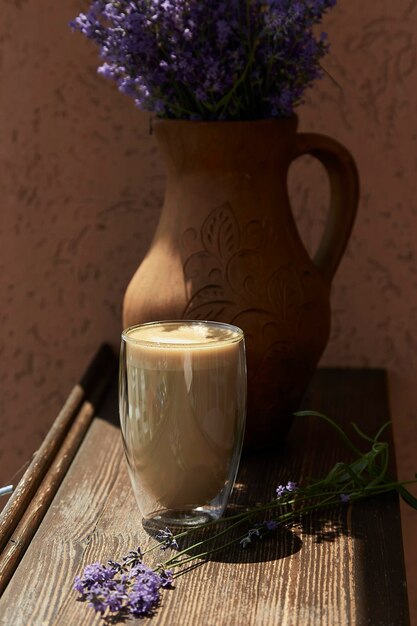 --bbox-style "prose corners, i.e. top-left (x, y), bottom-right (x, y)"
top-left (1, 0), bottom-right (416, 620)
